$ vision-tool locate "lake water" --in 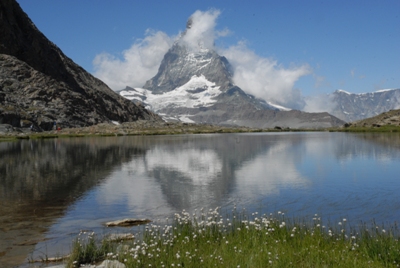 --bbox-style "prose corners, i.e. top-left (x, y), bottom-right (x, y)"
top-left (1, 132), bottom-right (400, 267)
